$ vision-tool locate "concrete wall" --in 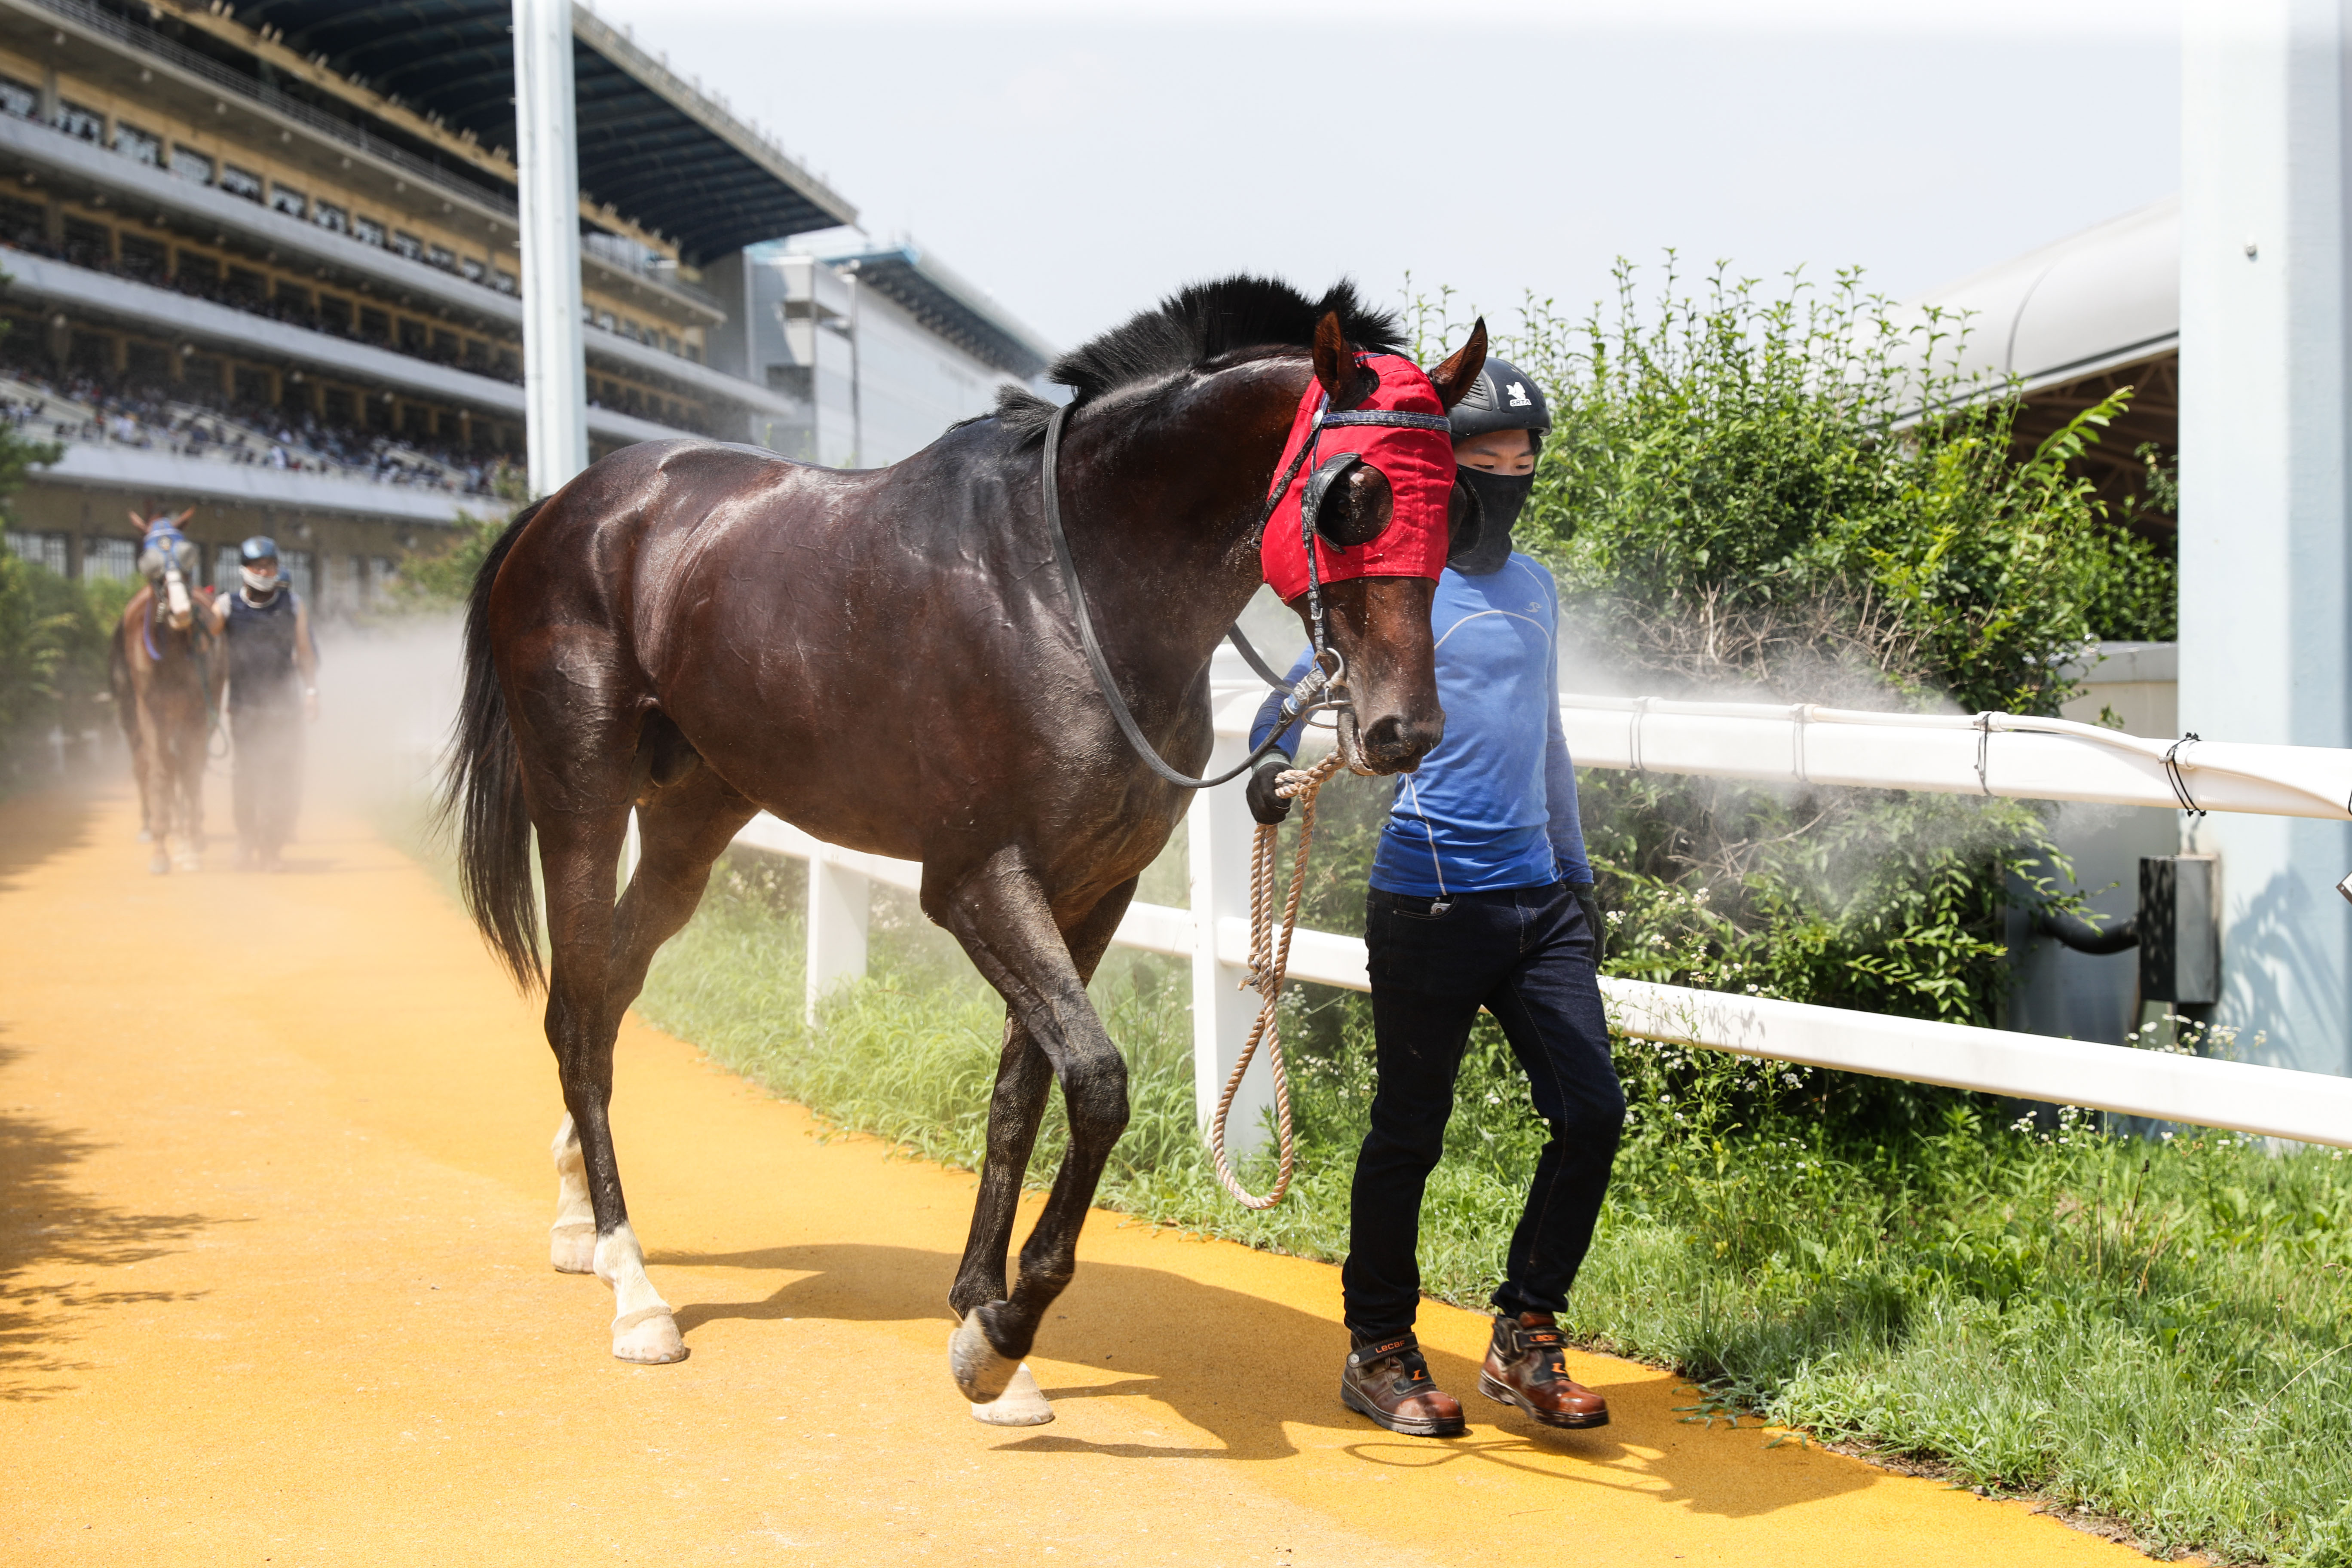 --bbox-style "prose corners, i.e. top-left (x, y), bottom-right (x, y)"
top-left (2008, 644), bottom-right (2182, 1045)
top-left (727, 248), bottom-right (1024, 469)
